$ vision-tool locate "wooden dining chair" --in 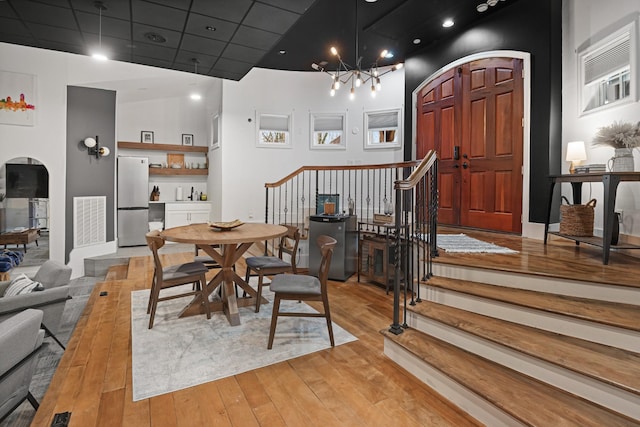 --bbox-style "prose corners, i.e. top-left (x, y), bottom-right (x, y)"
top-left (267, 235), bottom-right (337, 349)
top-left (145, 230), bottom-right (211, 329)
top-left (245, 224), bottom-right (301, 313)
